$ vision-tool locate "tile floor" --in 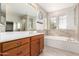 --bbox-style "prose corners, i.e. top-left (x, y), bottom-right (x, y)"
top-left (40, 46), bottom-right (79, 56)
